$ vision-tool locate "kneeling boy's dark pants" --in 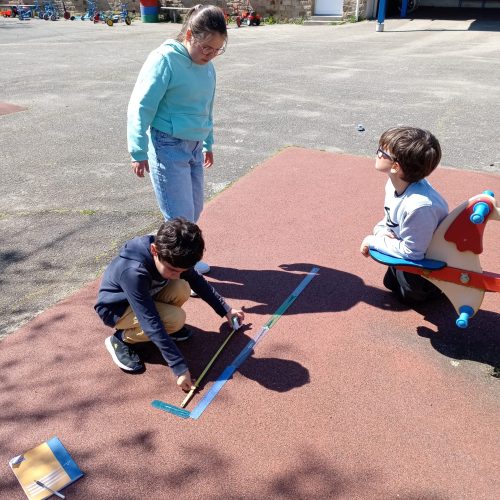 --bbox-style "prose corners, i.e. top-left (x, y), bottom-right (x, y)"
top-left (384, 266), bottom-right (442, 303)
